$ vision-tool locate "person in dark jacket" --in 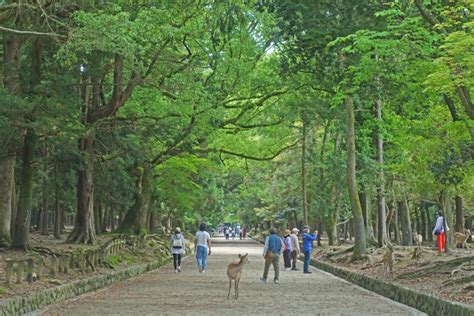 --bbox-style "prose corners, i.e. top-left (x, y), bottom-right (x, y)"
top-left (302, 225), bottom-right (318, 274)
top-left (260, 228), bottom-right (283, 284)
